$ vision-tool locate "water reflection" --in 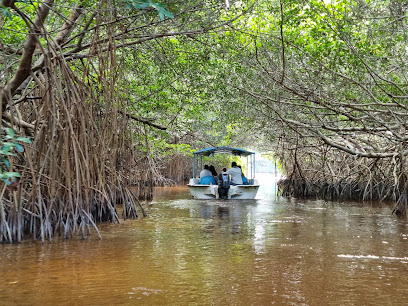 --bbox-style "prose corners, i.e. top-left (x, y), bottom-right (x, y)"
top-left (1, 185), bottom-right (408, 305)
